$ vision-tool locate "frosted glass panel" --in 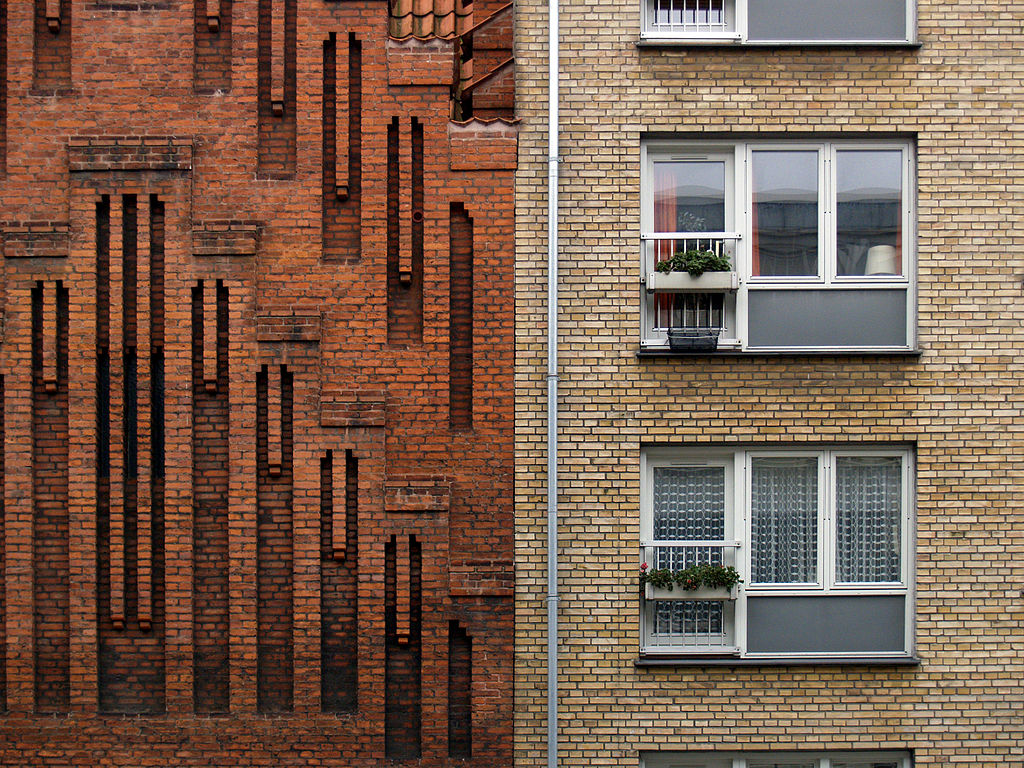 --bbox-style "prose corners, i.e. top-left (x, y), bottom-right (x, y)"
top-left (747, 0), bottom-right (909, 42)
